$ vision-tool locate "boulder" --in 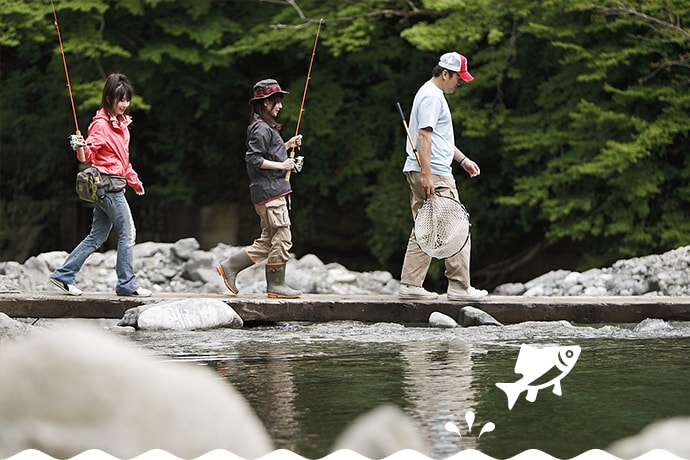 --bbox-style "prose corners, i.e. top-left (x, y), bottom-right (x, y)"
top-left (0, 313), bottom-right (33, 342)
top-left (119, 298), bottom-right (243, 331)
top-left (171, 237), bottom-right (200, 261)
top-left (331, 404), bottom-right (427, 458)
top-left (633, 318), bottom-right (673, 333)
top-left (429, 312), bottom-right (458, 328)
top-left (458, 306), bottom-right (503, 327)
top-left (607, 417), bottom-right (690, 459)
top-left (0, 326), bottom-right (273, 459)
